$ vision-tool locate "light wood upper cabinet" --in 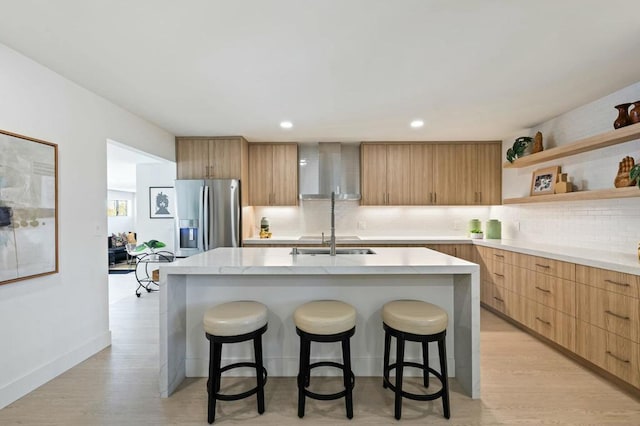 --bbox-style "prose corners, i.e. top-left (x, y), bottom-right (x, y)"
top-left (386, 144), bottom-right (413, 205)
top-left (248, 143), bottom-right (298, 206)
top-left (361, 143), bottom-right (433, 206)
top-left (361, 141), bottom-right (501, 206)
top-left (434, 143), bottom-right (502, 205)
top-left (433, 144), bottom-right (465, 205)
top-left (360, 144), bottom-right (388, 205)
top-left (476, 143), bottom-right (502, 205)
top-left (176, 137), bottom-right (247, 180)
top-left (175, 137), bottom-right (249, 205)
top-left (410, 144), bottom-right (435, 205)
